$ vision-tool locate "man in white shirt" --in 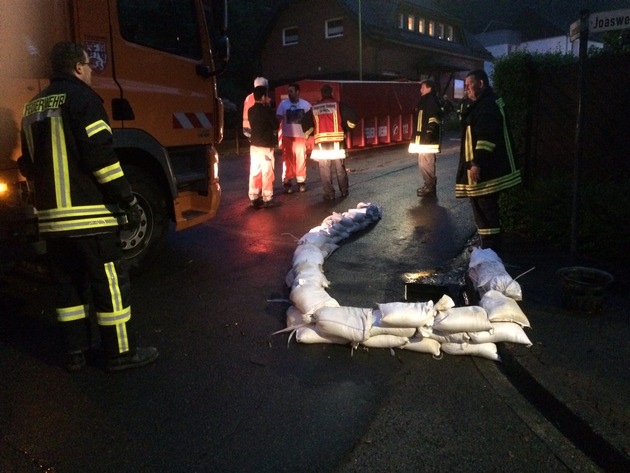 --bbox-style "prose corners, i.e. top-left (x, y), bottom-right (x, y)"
top-left (276, 83), bottom-right (311, 193)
